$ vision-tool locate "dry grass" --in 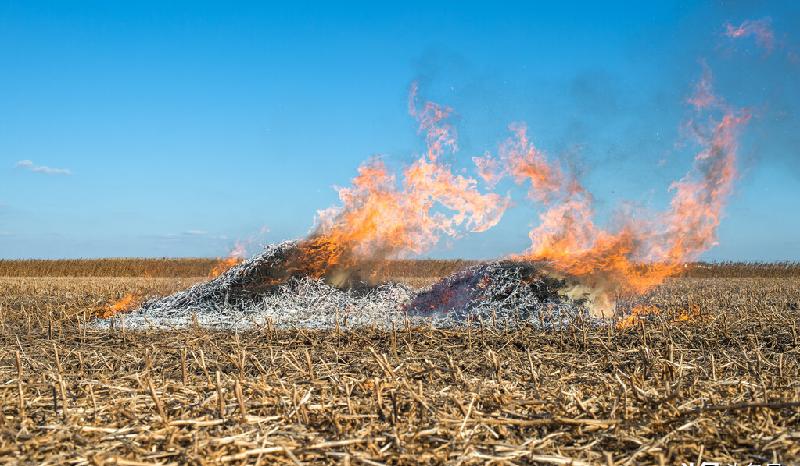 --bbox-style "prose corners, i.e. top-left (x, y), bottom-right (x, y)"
top-left (3, 258), bottom-right (798, 280)
top-left (0, 259), bottom-right (474, 285)
top-left (677, 262), bottom-right (800, 278)
top-left (0, 264), bottom-right (798, 465)
top-left (0, 259), bottom-right (219, 278)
